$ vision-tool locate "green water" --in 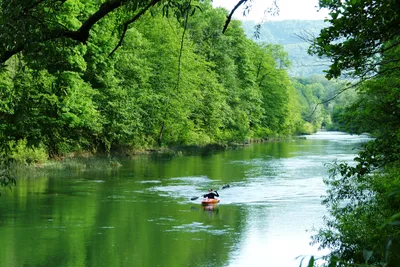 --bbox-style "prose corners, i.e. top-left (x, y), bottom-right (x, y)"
top-left (0, 132), bottom-right (370, 267)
